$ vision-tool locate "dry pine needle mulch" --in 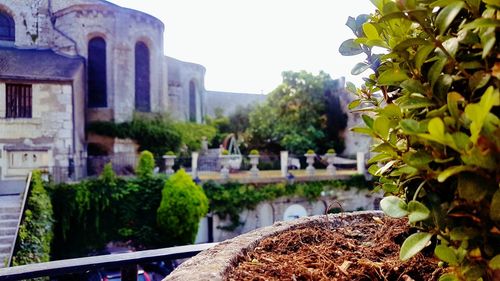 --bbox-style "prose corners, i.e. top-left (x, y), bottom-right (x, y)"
top-left (226, 216), bottom-right (442, 281)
